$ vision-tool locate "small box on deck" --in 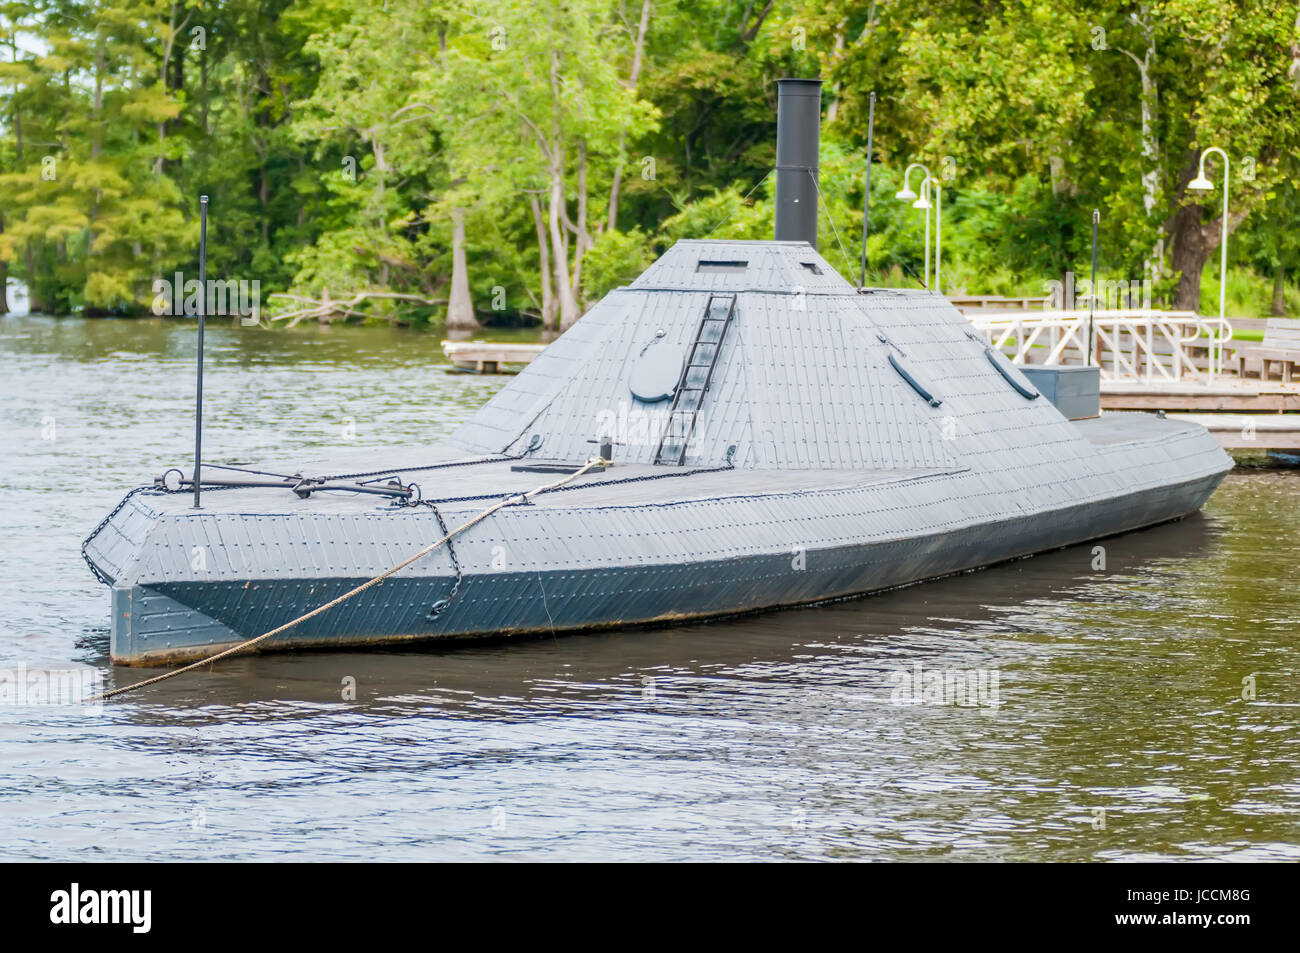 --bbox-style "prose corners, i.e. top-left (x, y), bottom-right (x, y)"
top-left (1020, 365), bottom-right (1100, 420)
